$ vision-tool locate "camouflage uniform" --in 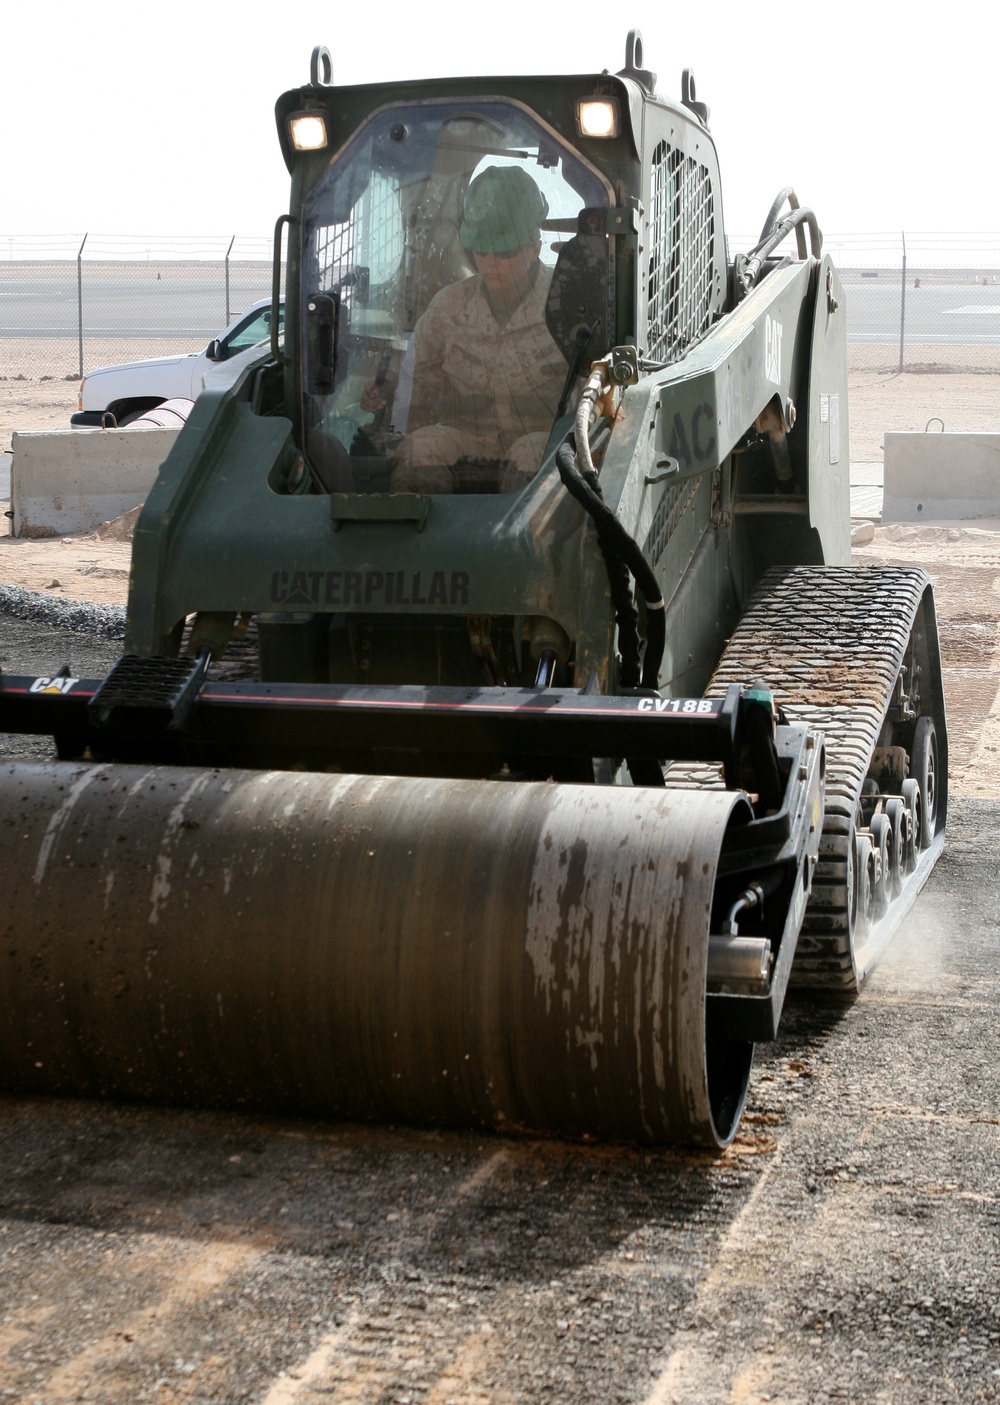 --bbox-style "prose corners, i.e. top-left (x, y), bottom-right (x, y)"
top-left (392, 264), bottom-right (567, 493)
